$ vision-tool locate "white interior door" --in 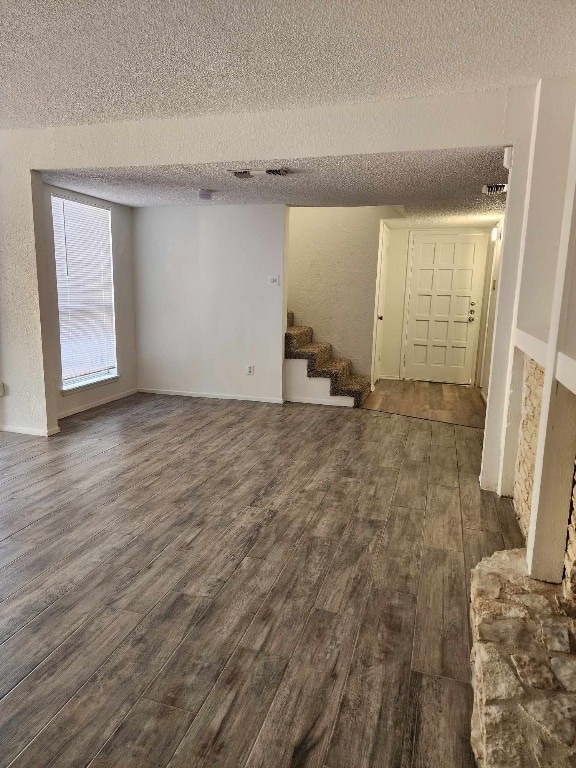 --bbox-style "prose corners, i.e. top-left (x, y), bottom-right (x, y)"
top-left (402, 230), bottom-right (489, 384)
